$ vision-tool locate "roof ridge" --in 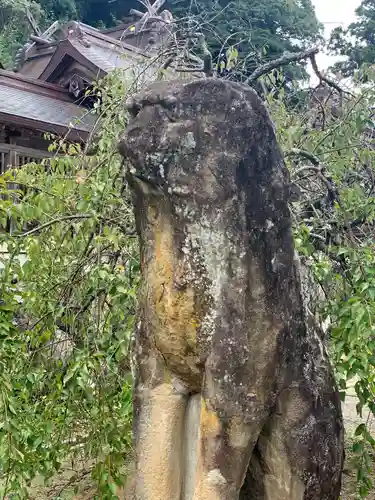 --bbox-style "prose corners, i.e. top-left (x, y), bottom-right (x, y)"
top-left (80, 29), bottom-right (149, 57)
